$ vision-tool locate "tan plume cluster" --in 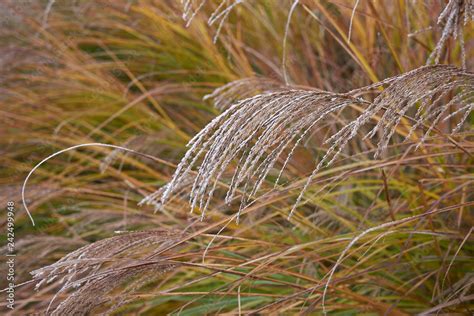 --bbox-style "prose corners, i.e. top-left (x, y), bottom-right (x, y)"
top-left (203, 77), bottom-right (289, 111)
top-left (31, 230), bottom-right (182, 315)
top-left (427, 0), bottom-right (474, 68)
top-left (141, 65), bottom-right (473, 221)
